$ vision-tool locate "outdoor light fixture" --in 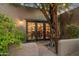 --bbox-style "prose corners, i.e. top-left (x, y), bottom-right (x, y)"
top-left (16, 19), bottom-right (24, 27)
top-left (19, 20), bottom-right (23, 25)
